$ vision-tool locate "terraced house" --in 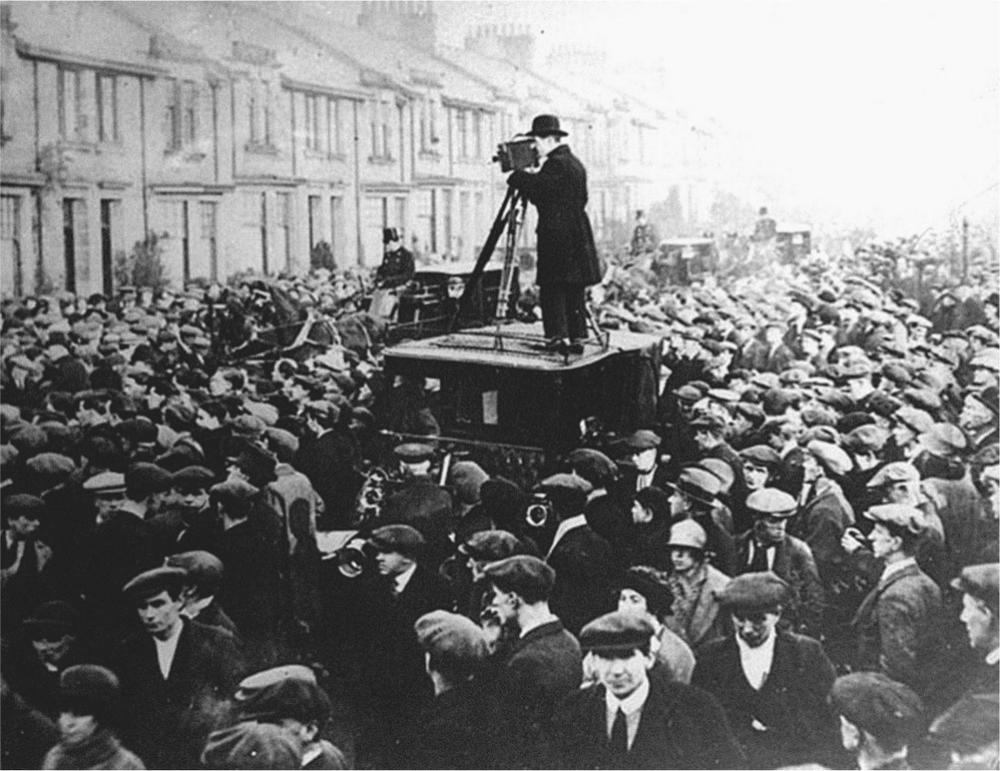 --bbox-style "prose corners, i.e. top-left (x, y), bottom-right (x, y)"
top-left (1, 0), bottom-right (714, 297)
